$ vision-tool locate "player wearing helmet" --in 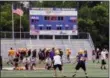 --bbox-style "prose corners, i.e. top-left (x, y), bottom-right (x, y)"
top-left (53, 49), bottom-right (64, 77)
top-left (72, 50), bottom-right (88, 78)
top-left (66, 48), bottom-right (71, 63)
